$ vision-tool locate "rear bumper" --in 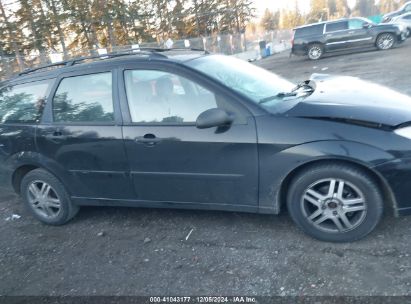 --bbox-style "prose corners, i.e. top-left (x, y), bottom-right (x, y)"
top-left (291, 47), bottom-right (306, 56)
